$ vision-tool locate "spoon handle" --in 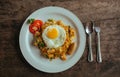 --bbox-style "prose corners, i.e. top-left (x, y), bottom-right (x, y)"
top-left (88, 34), bottom-right (93, 62)
top-left (97, 33), bottom-right (102, 63)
